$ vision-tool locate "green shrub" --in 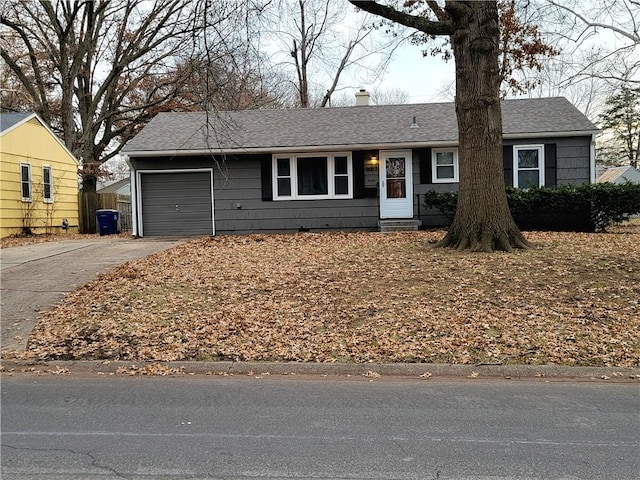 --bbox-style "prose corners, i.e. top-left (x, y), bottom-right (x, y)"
top-left (588, 182), bottom-right (640, 232)
top-left (422, 183), bottom-right (640, 232)
top-left (421, 190), bottom-right (458, 221)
